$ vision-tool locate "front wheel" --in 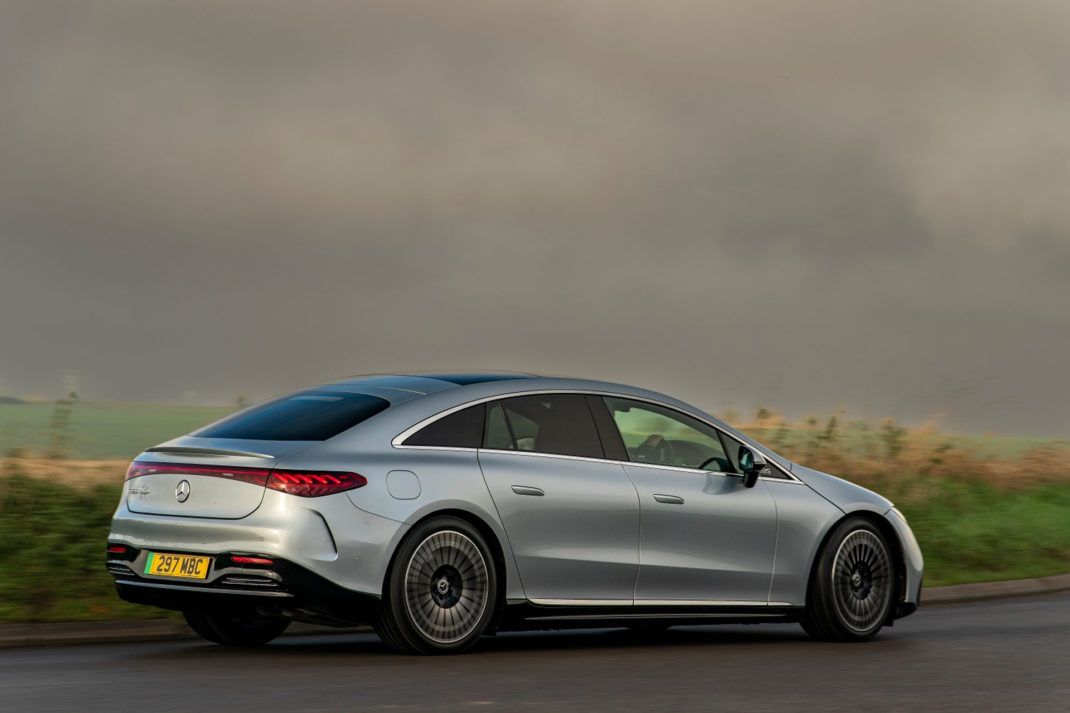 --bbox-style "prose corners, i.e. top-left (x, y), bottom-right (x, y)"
top-left (376, 516), bottom-right (497, 654)
top-left (183, 610), bottom-right (290, 646)
top-left (801, 518), bottom-right (895, 641)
